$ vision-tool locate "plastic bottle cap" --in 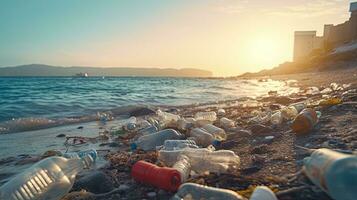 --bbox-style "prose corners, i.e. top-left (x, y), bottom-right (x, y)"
top-left (212, 140), bottom-right (221, 147)
top-left (130, 143), bottom-right (137, 150)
